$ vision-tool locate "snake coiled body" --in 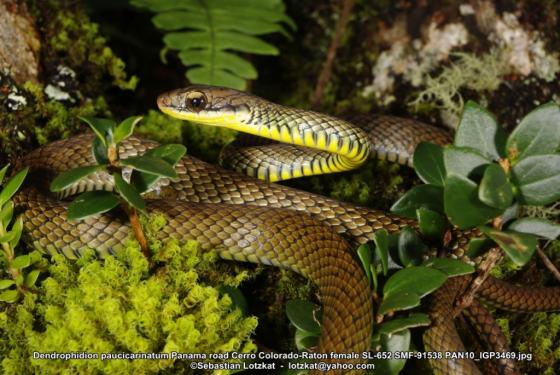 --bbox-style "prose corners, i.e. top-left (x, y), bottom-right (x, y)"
top-left (15, 85), bottom-right (560, 375)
